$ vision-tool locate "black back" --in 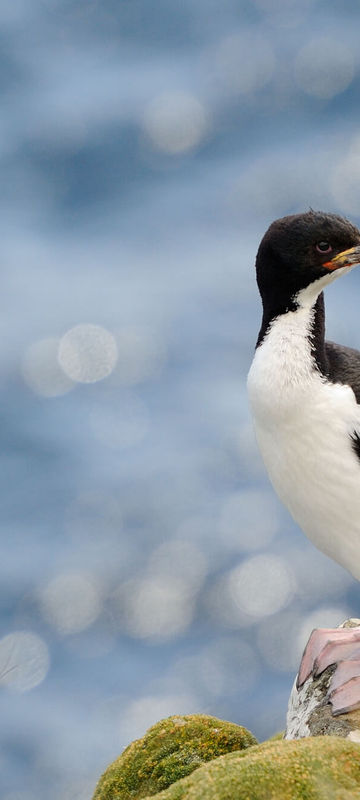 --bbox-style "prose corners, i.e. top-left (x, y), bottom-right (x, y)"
top-left (325, 341), bottom-right (360, 404)
top-left (310, 292), bottom-right (360, 402)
